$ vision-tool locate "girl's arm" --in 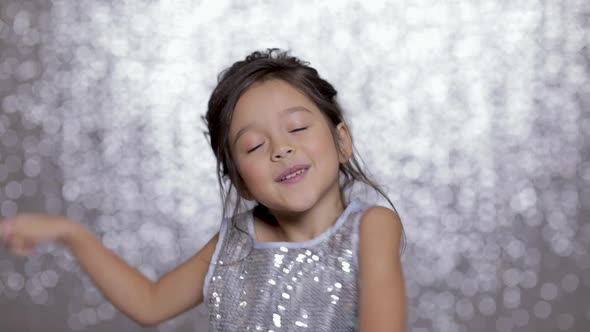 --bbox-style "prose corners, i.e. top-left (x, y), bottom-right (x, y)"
top-left (0, 214), bottom-right (218, 327)
top-left (358, 206), bottom-right (406, 332)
